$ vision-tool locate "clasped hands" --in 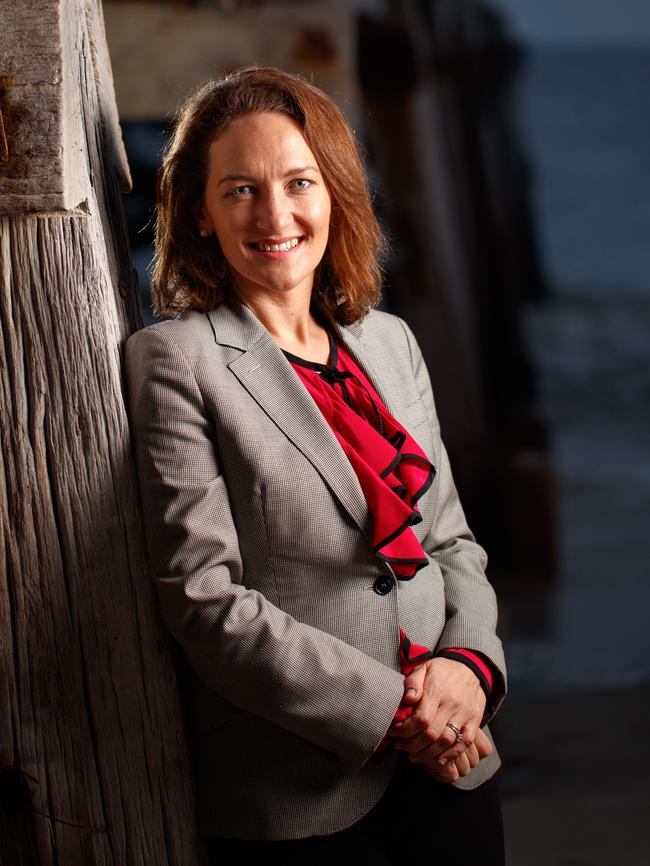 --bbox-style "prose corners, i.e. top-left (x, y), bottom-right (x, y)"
top-left (386, 658), bottom-right (493, 782)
